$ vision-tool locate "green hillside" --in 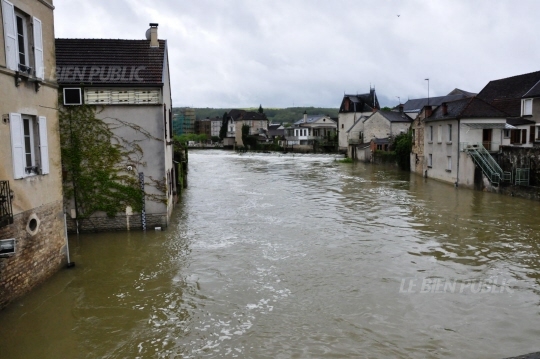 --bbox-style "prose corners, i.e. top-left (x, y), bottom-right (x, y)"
top-left (174, 107), bottom-right (339, 124)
